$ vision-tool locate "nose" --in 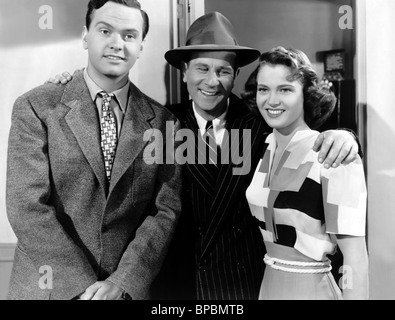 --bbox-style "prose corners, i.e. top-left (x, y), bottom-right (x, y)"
top-left (205, 70), bottom-right (220, 87)
top-left (110, 34), bottom-right (123, 51)
top-left (268, 92), bottom-right (280, 107)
